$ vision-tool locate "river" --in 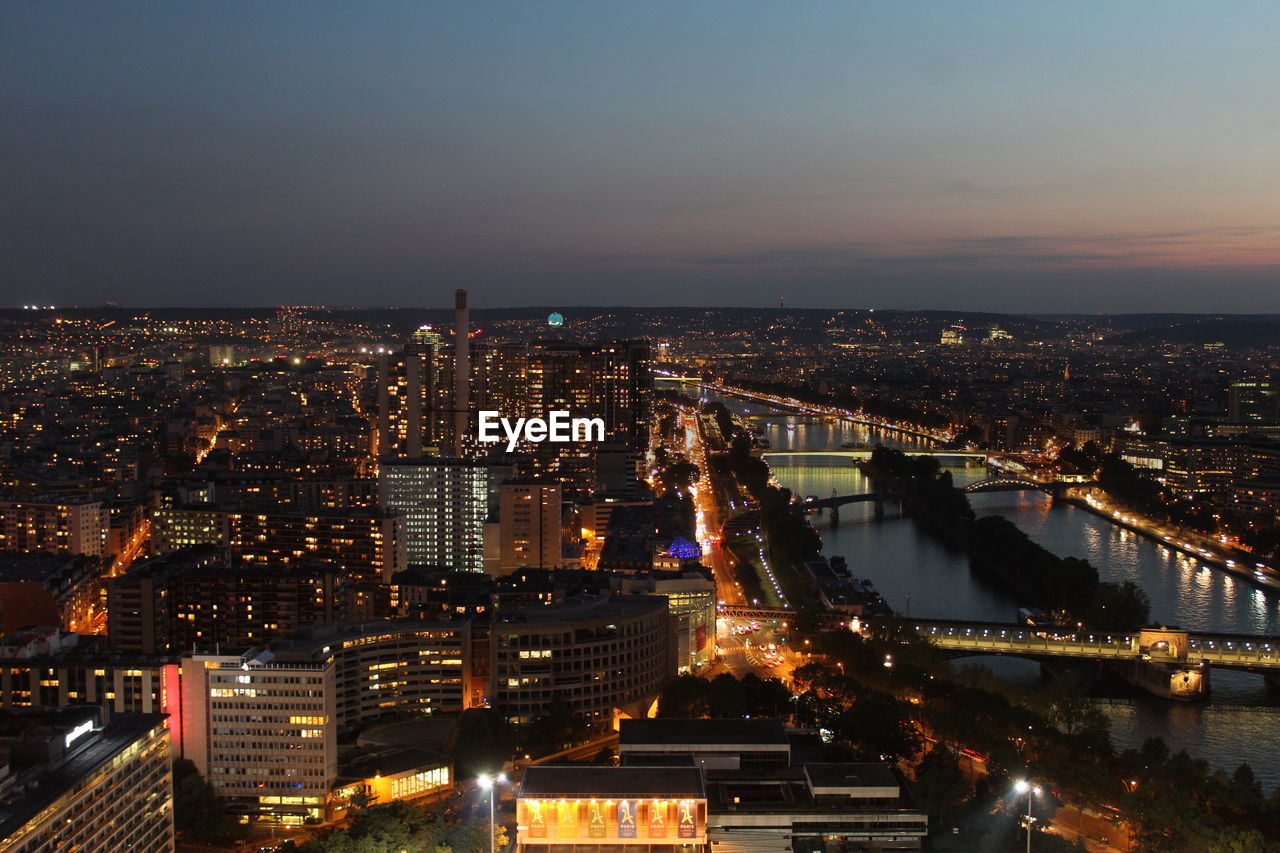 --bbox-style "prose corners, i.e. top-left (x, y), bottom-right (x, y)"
top-left (680, 386), bottom-right (1280, 790)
